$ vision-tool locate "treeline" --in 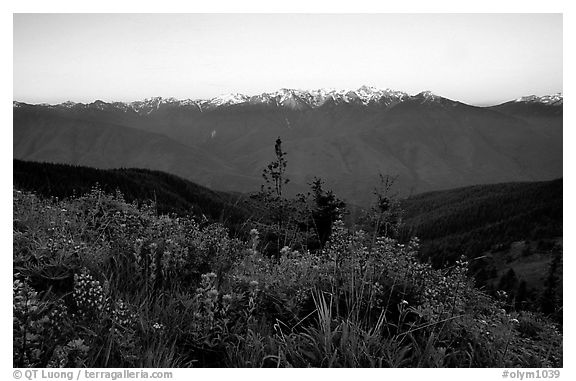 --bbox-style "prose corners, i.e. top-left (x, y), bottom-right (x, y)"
top-left (13, 159), bottom-right (252, 235)
top-left (399, 179), bottom-right (562, 266)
